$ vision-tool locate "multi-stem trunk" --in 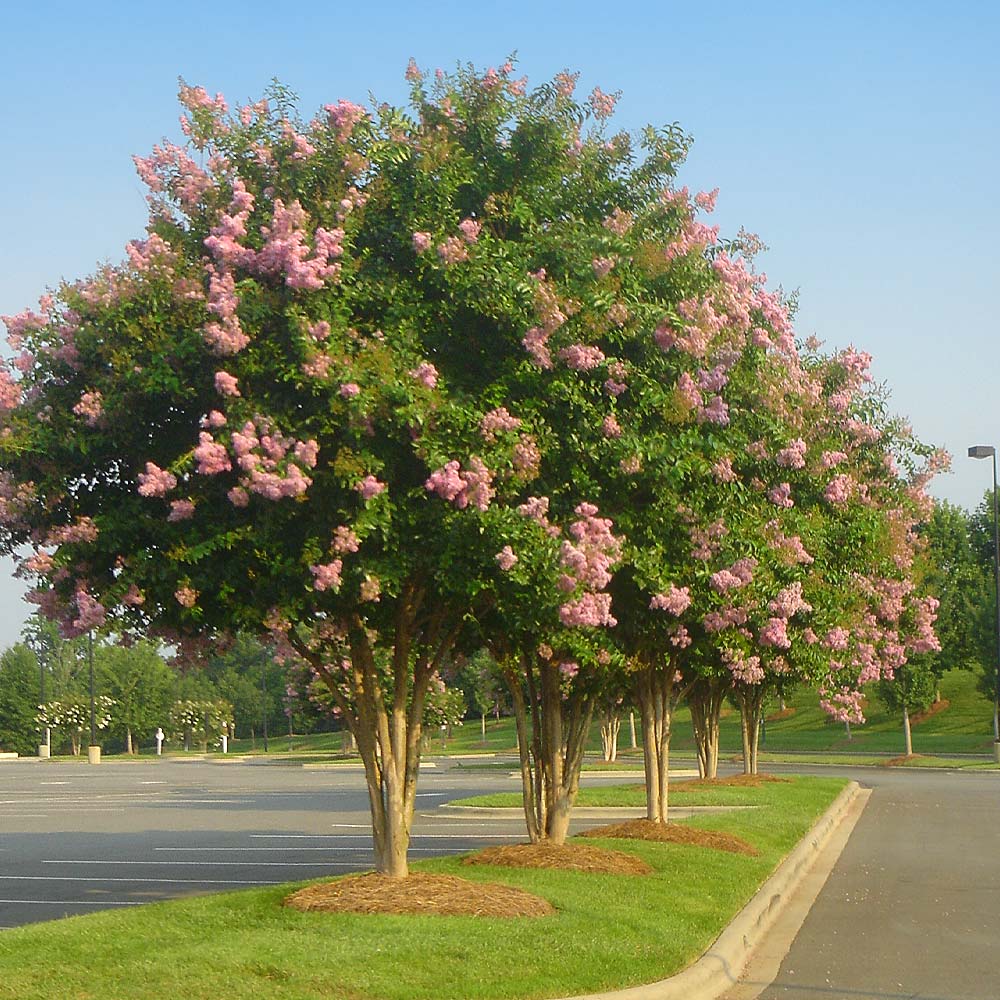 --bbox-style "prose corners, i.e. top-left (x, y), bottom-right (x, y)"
top-left (599, 709), bottom-right (621, 762)
top-left (296, 587), bottom-right (455, 879)
top-left (632, 660), bottom-right (683, 824)
top-left (688, 676), bottom-right (728, 780)
top-left (735, 684), bottom-right (766, 775)
top-left (506, 654), bottom-right (594, 845)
